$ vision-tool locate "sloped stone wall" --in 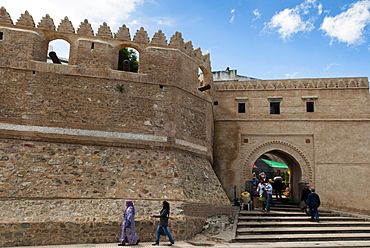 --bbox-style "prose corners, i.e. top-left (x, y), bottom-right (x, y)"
top-left (0, 7), bottom-right (229, 247)
top-left (0, 138), bottom-right (230, 246)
